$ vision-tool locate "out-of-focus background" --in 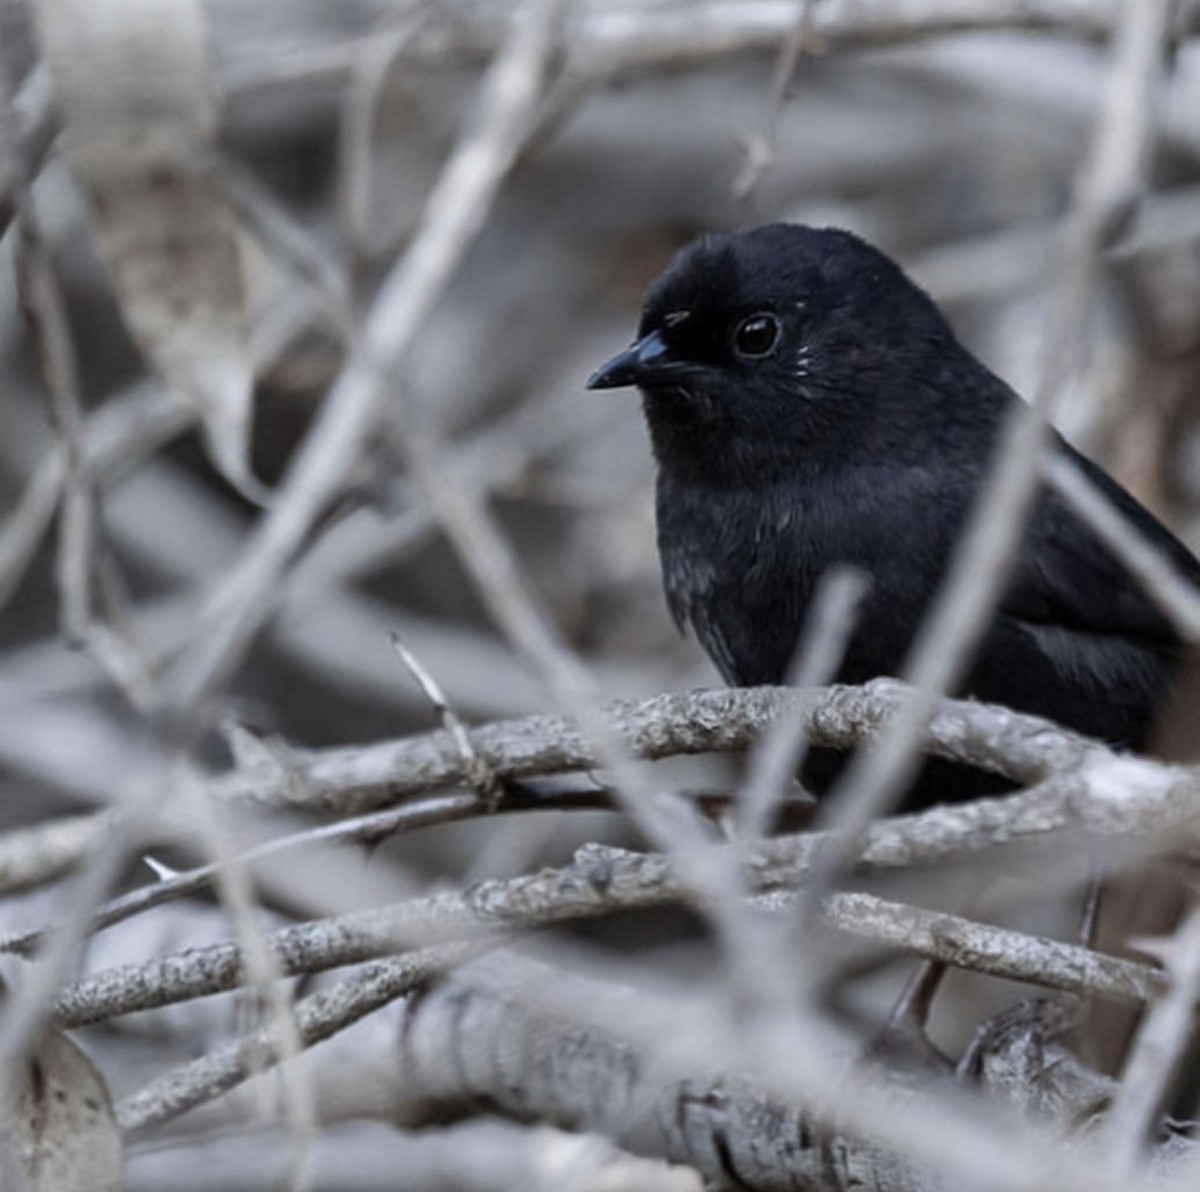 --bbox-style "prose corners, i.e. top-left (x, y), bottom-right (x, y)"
top-left (1, 2), bottom-right (1199, 1188)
